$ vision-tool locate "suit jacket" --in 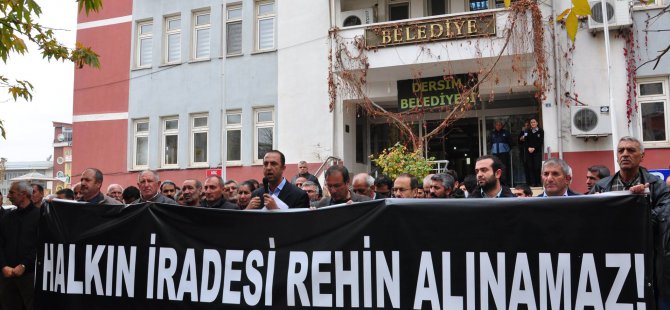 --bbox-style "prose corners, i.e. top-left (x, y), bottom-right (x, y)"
top-left (252, 179), bottom-right (310, 209)
top-left (537, 188), bottom-right (581, 197)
